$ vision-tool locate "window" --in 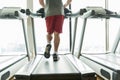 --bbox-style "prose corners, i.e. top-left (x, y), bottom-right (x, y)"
top-left (109, 0), bottom-right (120, 52)
top-left (0, 20), bottom-right (27, 55)
top-left (72, 0), bottom-right (106, 54)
